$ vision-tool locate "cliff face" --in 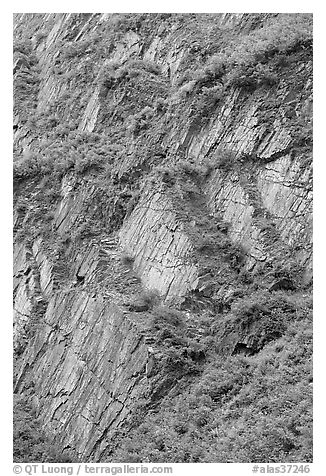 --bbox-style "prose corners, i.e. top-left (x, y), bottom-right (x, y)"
top-left (13, 13), bottom-right (313, 463)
